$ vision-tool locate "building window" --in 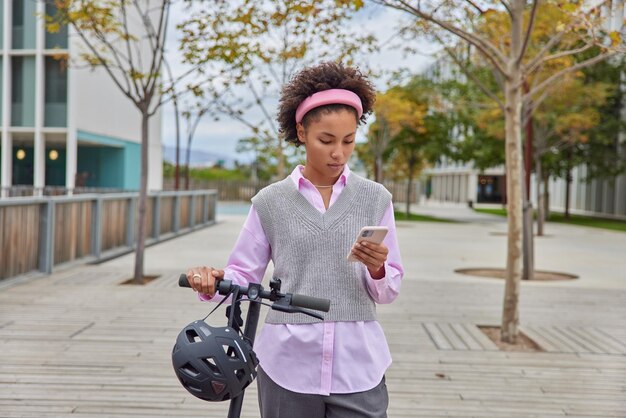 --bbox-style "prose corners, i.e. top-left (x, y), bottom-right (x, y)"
top-left (0, 1), bottom-right (4, 47)
top-left (11, 56), bottom-right (36, 127)
top-left (12, 0), bottom-right (37, 50)
top-left (44, 57), bottom-right (68, 127)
